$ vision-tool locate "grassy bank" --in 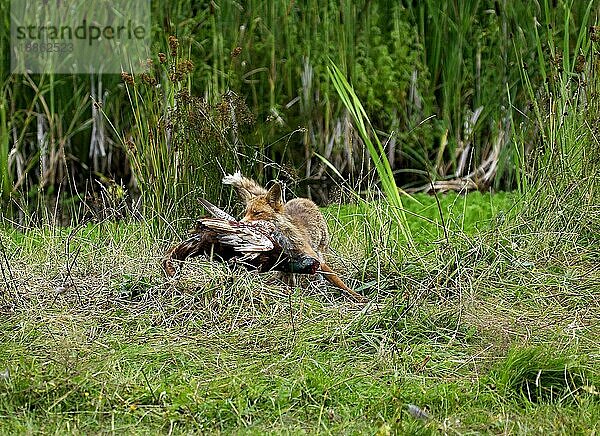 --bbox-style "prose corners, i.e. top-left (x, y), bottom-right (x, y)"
top-left (1, 192), bottom-right (598, 434)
